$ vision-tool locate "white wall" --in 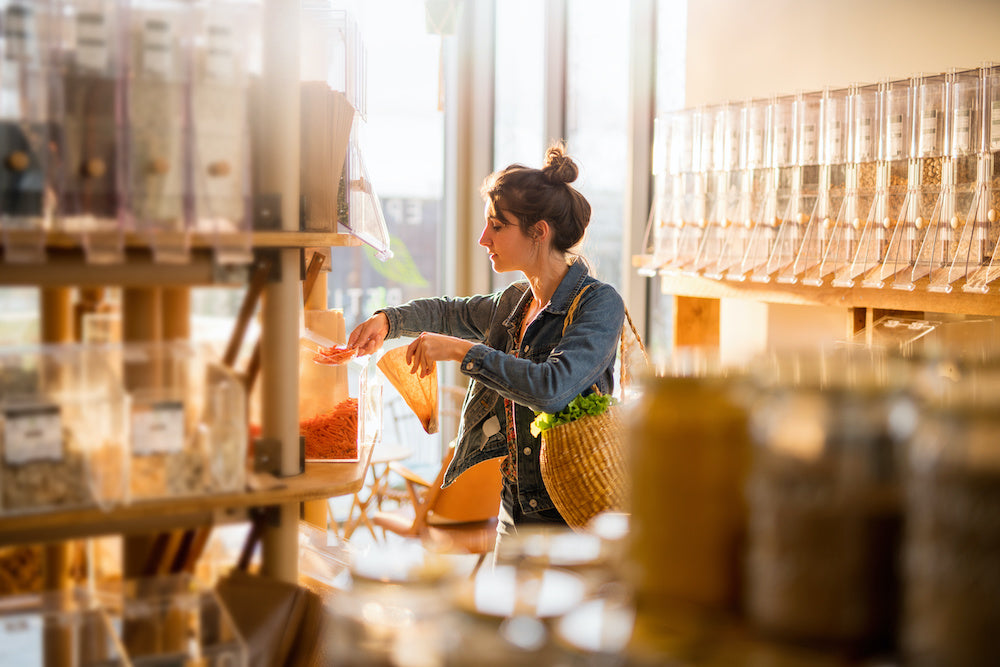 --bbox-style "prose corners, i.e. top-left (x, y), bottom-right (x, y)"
top-left (684, 0), bottom-right (1000, 358)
